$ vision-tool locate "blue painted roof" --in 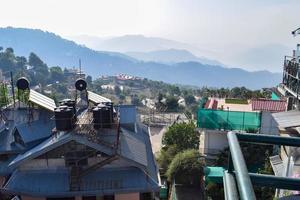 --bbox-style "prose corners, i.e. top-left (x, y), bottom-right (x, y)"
top-left (119, 128), bottom-right (147, 166)
top-left (8, 132), bottom-right (115, 169)
top-left (16, 119), bottom-right (54, 144)
top-left (5, 112), bottom-right (159, 187)
top-left (137, 124), bottom-right (159, 183)
top-left (3, 167), bottom-right (159, 197)
top-left (0, 128), bottom-right (24, 154)
top-left (9, 125), bottom-right (153, 169)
